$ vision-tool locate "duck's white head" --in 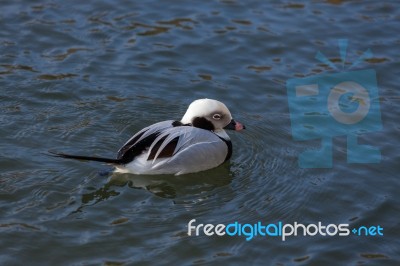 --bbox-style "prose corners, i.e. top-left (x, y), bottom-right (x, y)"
top-left (181, 99), bottom-right (245, 132)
